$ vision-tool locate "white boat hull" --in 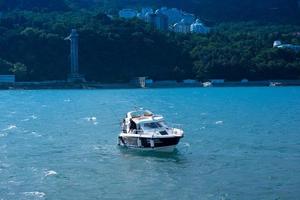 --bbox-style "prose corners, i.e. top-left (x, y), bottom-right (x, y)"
top-left (119, 144), bottom-right (177, 153)
top-left (118, 135), bottom-right (182, 153)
